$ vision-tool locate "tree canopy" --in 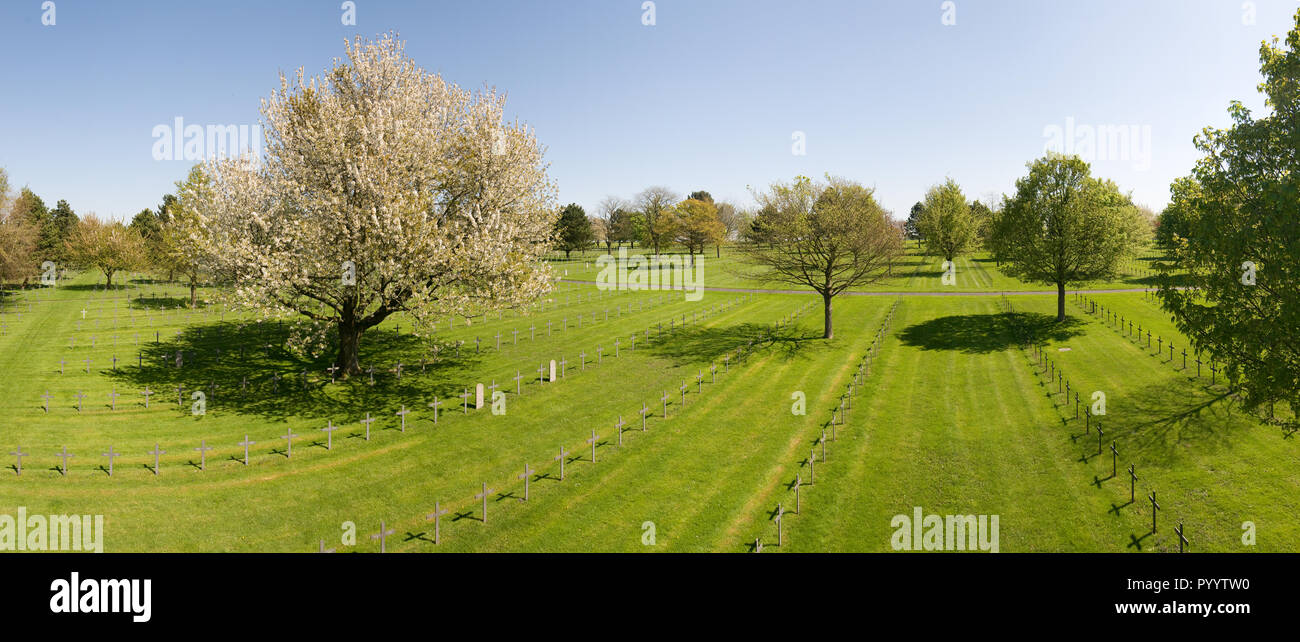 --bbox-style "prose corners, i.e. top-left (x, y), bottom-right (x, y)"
top-left (1158, 12), bottom-right (1300, 414)
top-left (990, 153), bottom-right (1149, 321)
top-left (739, 175), bottom-right (902, 338)
top-left (192, 34), bottom-right (557, 374)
